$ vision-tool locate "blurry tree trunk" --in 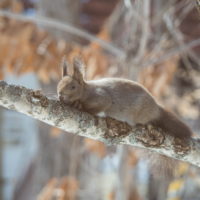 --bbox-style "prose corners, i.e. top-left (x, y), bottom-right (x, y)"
top-left (37, 0), bottom-right (80, 41)
top-left (36, 0), bottom-right (80, 182)
top-left (32, 82), bottom-right (82, 198)
top-left (148, 176), bottom-right (171, 200)
top-left (115, 147), bottom-right (139, 200)
top-left (34, 0), bottom-right (80, 197)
